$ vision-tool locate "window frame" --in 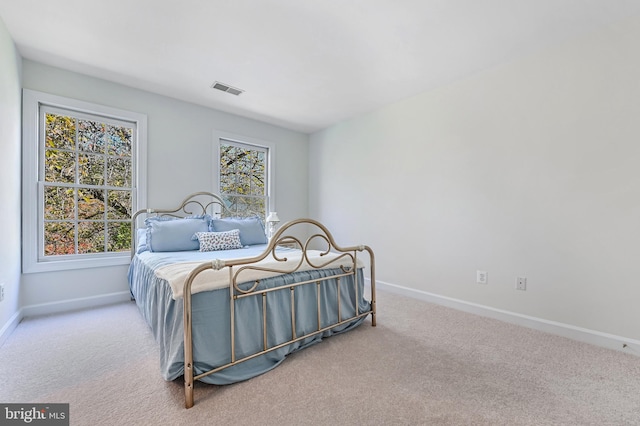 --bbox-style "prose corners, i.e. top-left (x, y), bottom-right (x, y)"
top-left (213, 130), bottom-right (276, 220)
top-left (22, 89), bottom-right (147, 273)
